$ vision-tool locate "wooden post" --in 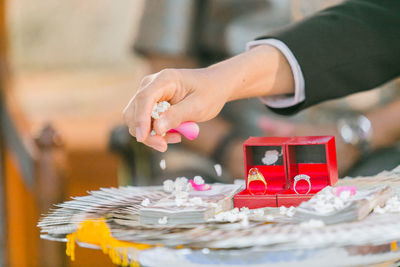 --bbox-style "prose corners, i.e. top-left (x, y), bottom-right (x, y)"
top-left (35, 124), bottom-right (66, 267)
